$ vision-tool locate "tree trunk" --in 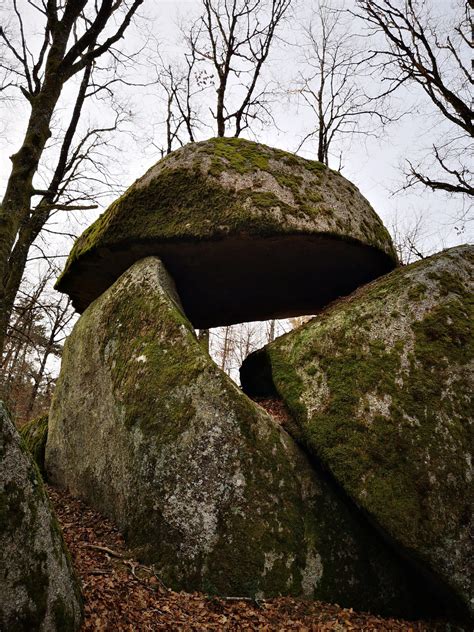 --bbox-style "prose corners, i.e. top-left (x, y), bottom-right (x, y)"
top-left (0, 79), bottom-right (63, 352)
top-left (26, 340), bottom-right (52, 421)
top-left (216, 82), bottom-right (226, 137)
top-left (267, 319), bottom-right (276, 343)
top-left (220, 326), bottom-right (232, 371)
